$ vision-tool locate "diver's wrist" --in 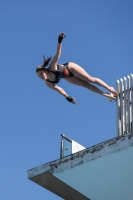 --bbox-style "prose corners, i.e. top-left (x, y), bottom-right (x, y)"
top-left (58, 36), bottom-right (63, 43)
